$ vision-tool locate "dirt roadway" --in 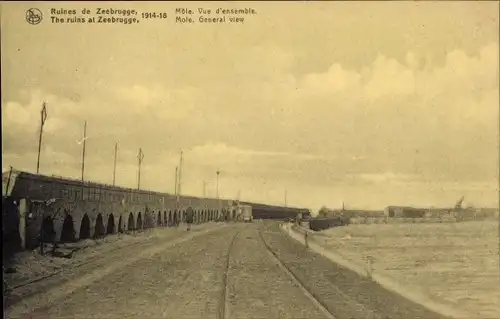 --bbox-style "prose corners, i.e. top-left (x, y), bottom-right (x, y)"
top-left (265, 222), bottom-right (449, 319)
top-left (10, 223), bottom-right (331, 319)
top-left (4, 223), bottom-right (225, 309)
top-left (226, 225), bottom-right (330, 319)
top-left (6, 221), bottom-right (449, 319)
